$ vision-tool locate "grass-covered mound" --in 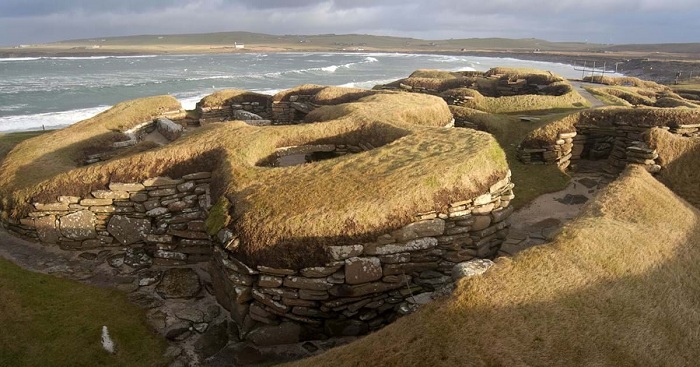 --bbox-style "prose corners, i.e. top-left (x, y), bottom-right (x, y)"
top-left (376, 67), bottom-right (590, 114)
top-left (0, 88), bottom-right (508, 269)
top-left (0, 258), bottom-right (168, 366)
top-left (196, 89), bottom-right (271, 109)
top-left (521, 107), bottom-right (700, 148)
top-left (647, 128), bottom-right (700, 207)
top-left (583, 76), bottom-right (699, 108)
top-left (285, 165), bottom-right (700, 366)
top-left (0, 95), bottom-right (183, 203)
